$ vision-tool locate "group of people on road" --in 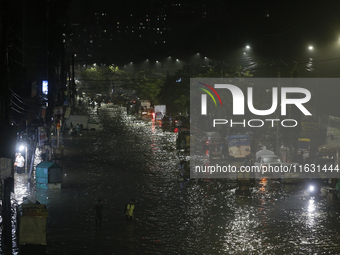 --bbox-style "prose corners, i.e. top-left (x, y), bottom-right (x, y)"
top-left (94, 198), bottom-right (136, 225)
top-left (68, 122), bottom-right (83, 136)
